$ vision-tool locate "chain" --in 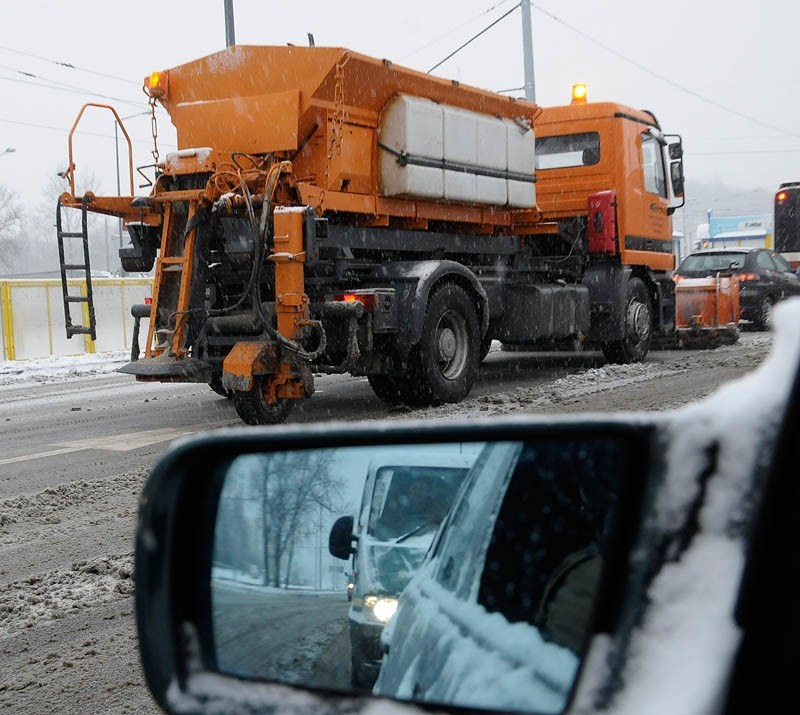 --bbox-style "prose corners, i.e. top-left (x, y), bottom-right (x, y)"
top-left (318, 54), bottom-right (350, 210)
top-left (149, 96), bottom-right (160, 166)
